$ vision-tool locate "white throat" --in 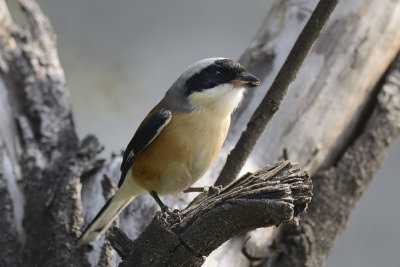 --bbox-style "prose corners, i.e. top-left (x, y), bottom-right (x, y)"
top-left (188, 84), bottom-right (245, 117)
